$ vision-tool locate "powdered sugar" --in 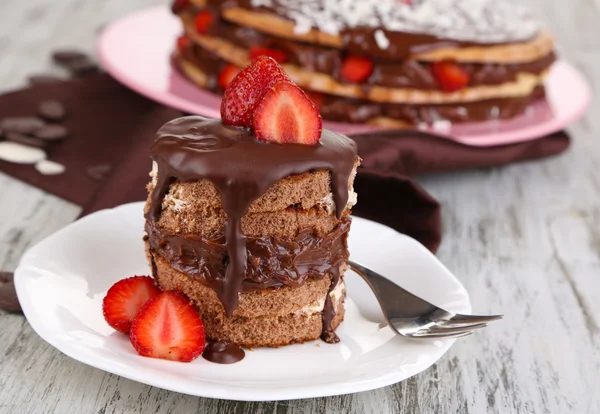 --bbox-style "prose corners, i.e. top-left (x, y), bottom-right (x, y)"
top-left (250, 0), bottom-right (540, 44)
